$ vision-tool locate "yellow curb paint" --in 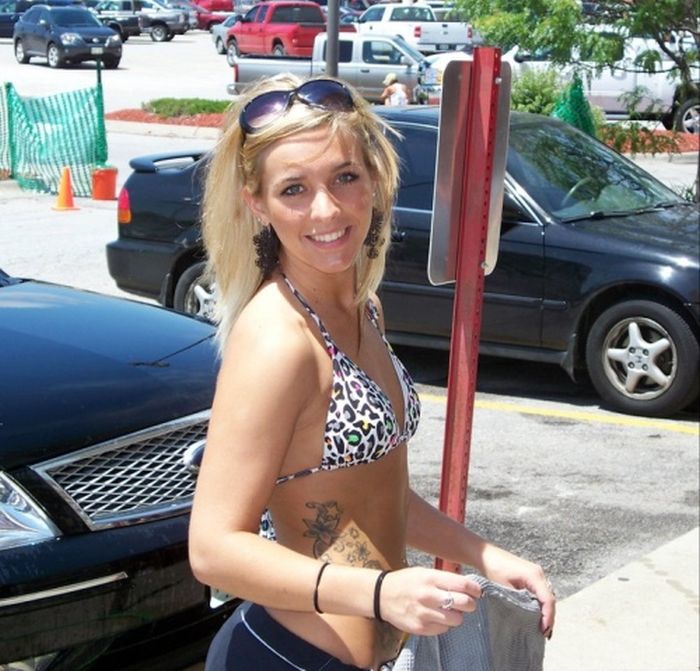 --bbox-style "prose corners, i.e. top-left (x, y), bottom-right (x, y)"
top-left (418, 393), bottom-right (699, 436)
